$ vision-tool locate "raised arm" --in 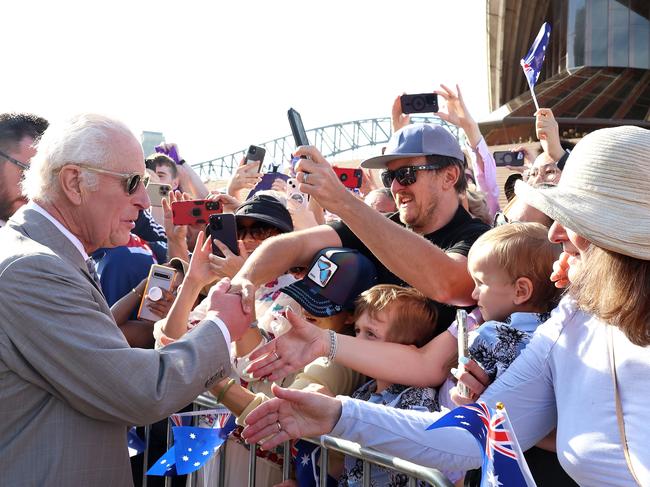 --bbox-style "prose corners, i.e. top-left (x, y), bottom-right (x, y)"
top-left (247, 308), bottom-right (457, 387)
top-left (292, 147), bottom-right (475, 306)
top-left (231, 224), bottom-right (342, 313)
